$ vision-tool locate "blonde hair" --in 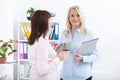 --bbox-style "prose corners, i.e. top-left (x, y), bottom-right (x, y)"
top-left (65, 5), bottom-right (87, 37)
